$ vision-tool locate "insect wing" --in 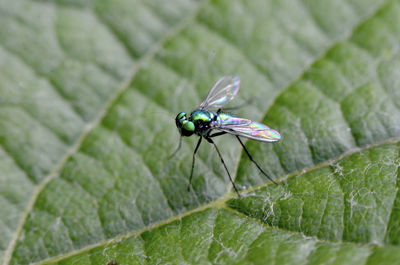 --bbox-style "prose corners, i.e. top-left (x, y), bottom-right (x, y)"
top-left (199, 75), bottom-right (240, 110)
top-left (214, 115), bottom-right (281, 142)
